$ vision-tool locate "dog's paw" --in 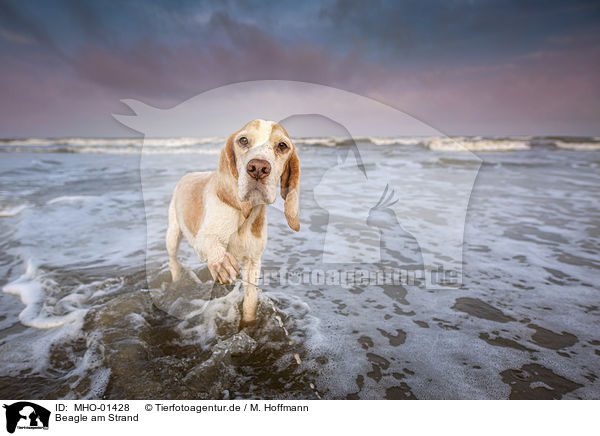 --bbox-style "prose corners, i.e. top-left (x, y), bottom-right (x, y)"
top-left (208, 252), bottom-right (240, 284)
